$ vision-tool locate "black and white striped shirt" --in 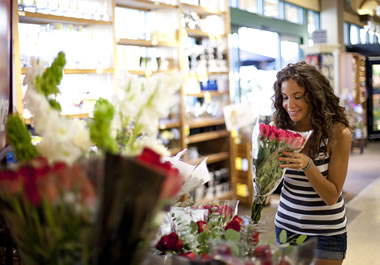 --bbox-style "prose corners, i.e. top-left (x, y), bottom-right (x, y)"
top-left (275, 152), bottom-right (347, 236)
